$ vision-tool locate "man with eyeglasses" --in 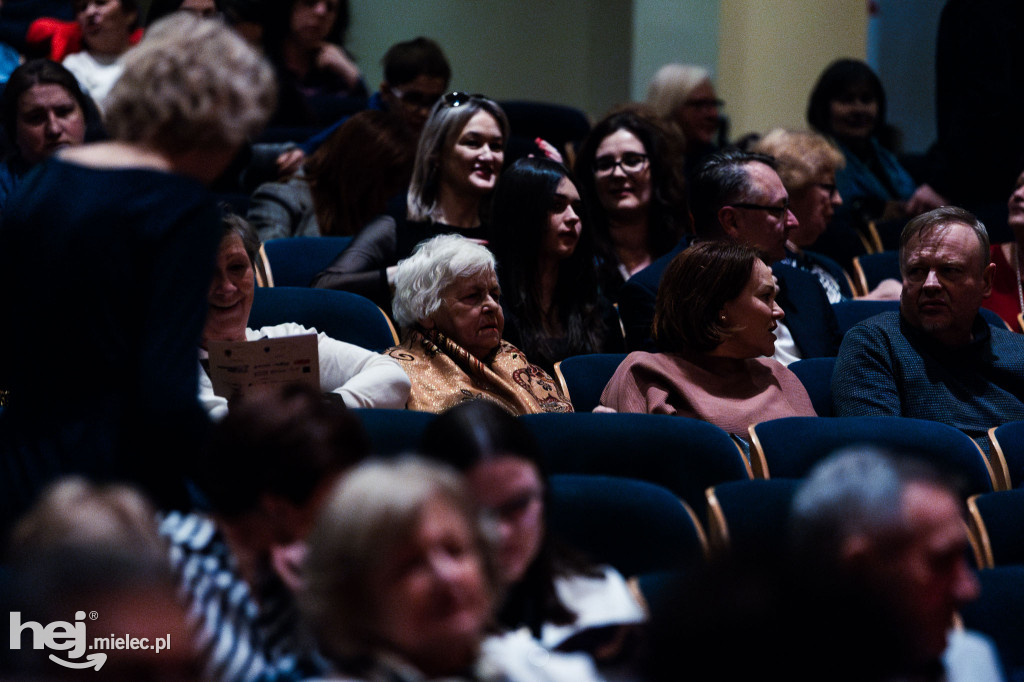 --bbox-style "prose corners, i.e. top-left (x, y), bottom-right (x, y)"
top-left (618, 149), bottom-right (842, 364)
